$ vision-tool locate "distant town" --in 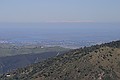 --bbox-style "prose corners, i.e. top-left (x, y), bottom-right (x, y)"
top-left (0, 39), bottom-right (107, 49)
